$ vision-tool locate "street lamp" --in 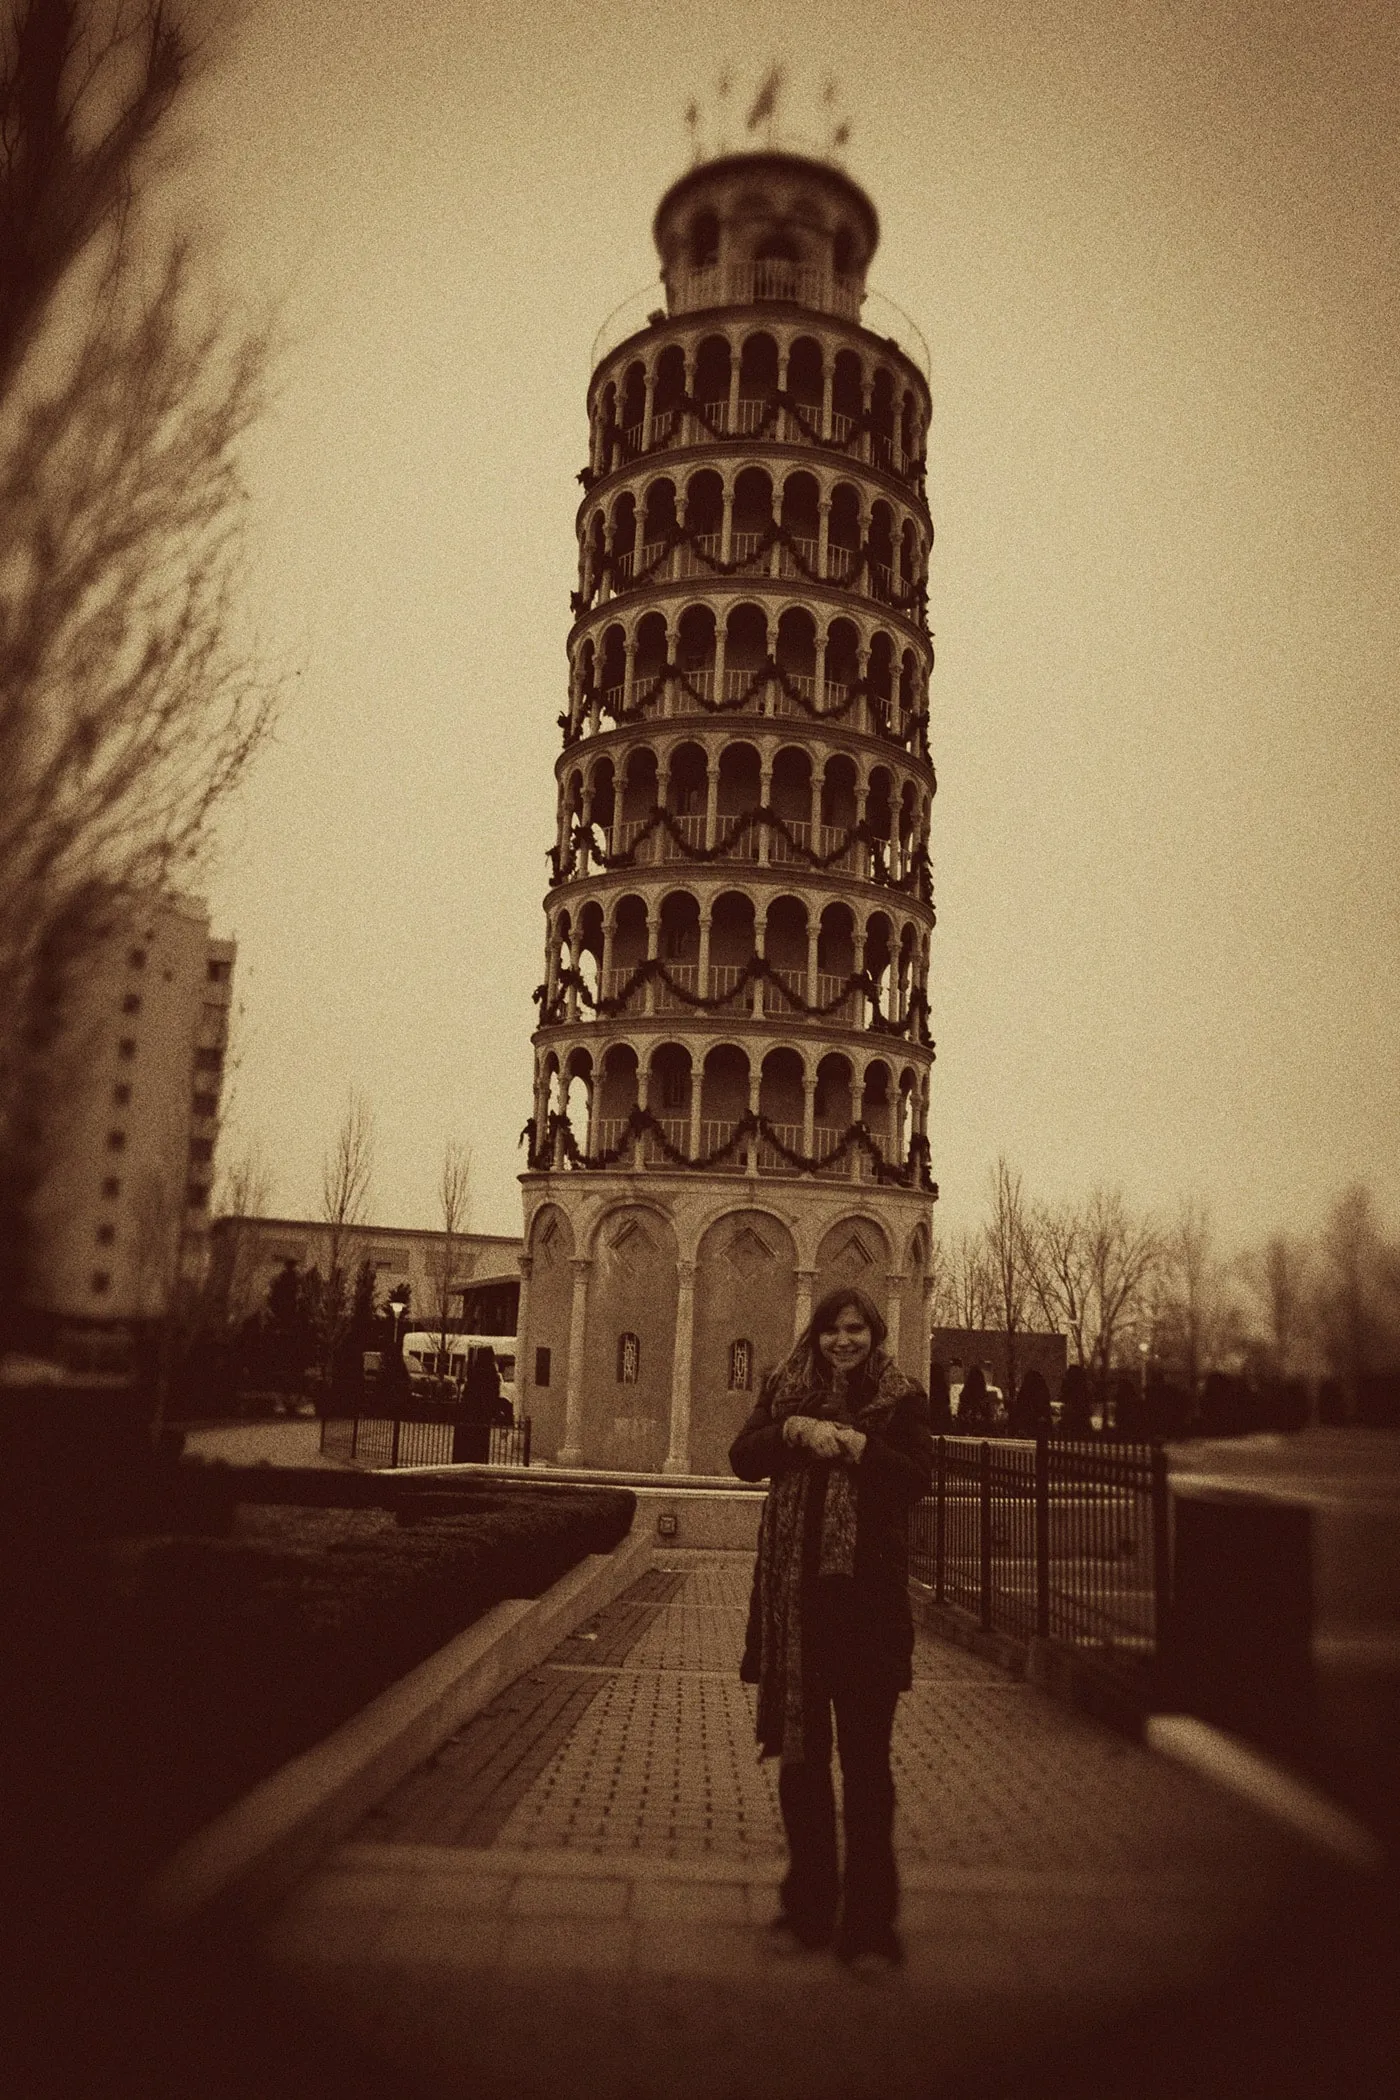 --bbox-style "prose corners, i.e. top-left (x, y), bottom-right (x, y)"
top-left (387, 1288), bottom-right (409, 1369)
